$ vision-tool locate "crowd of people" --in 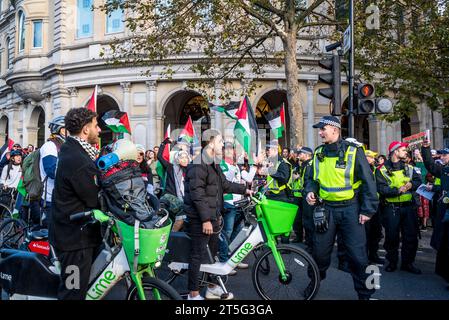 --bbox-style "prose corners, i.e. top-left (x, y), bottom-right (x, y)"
top-left (1, 110), bottom-right (448, 301)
